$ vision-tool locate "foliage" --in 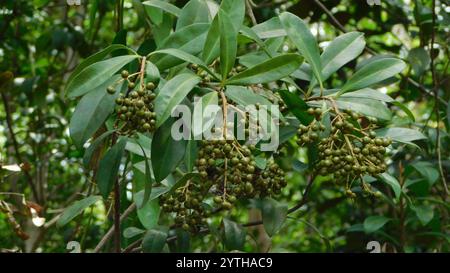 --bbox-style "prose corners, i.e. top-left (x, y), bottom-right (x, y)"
top-left (0, 0), bottom-right (449, 253)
